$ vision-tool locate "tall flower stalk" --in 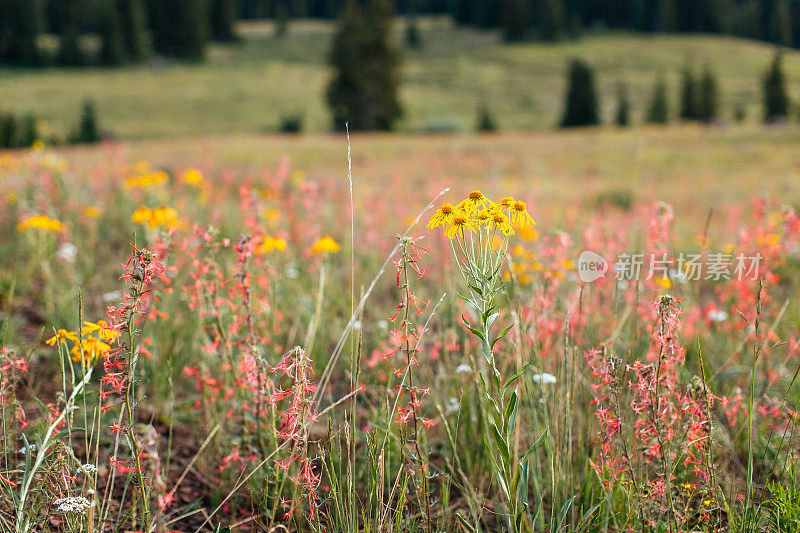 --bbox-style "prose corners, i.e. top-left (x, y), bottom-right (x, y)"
top-left (428, 191), bottom-right (537, 532)
top-left (103, 244), bottom-right (168, 529)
